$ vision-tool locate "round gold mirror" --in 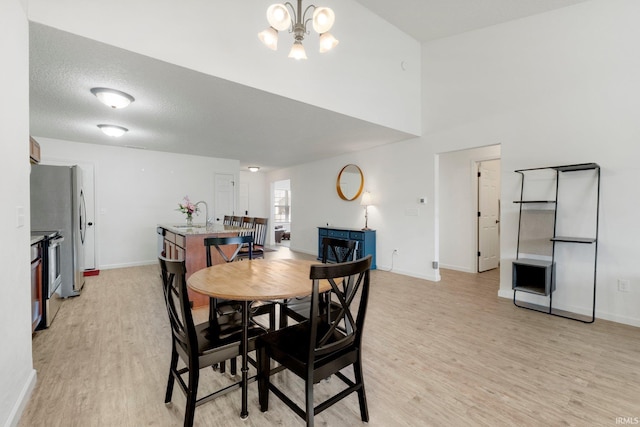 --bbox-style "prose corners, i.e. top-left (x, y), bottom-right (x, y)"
top-left (336, 164), bottom-right (364, 201)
